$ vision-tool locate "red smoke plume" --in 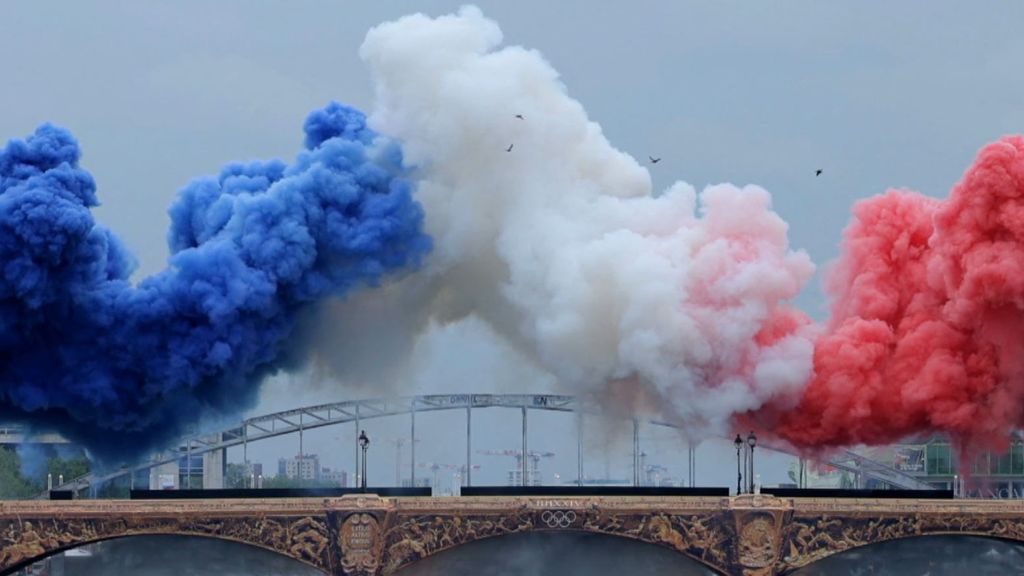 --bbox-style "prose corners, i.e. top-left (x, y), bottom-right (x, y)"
top-left (768, 136), bottom-right (1024, 454)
